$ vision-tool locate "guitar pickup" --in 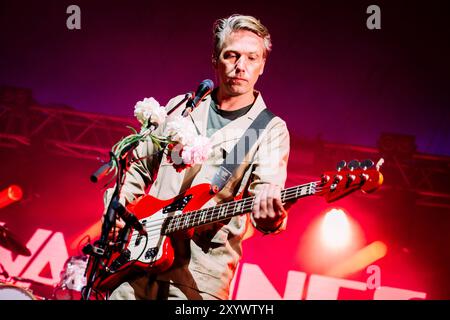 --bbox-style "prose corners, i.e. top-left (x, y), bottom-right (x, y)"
top-left (109, 249), bottom-right (131, 272)
top-left (145, 247), bottom-right (159, 260)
